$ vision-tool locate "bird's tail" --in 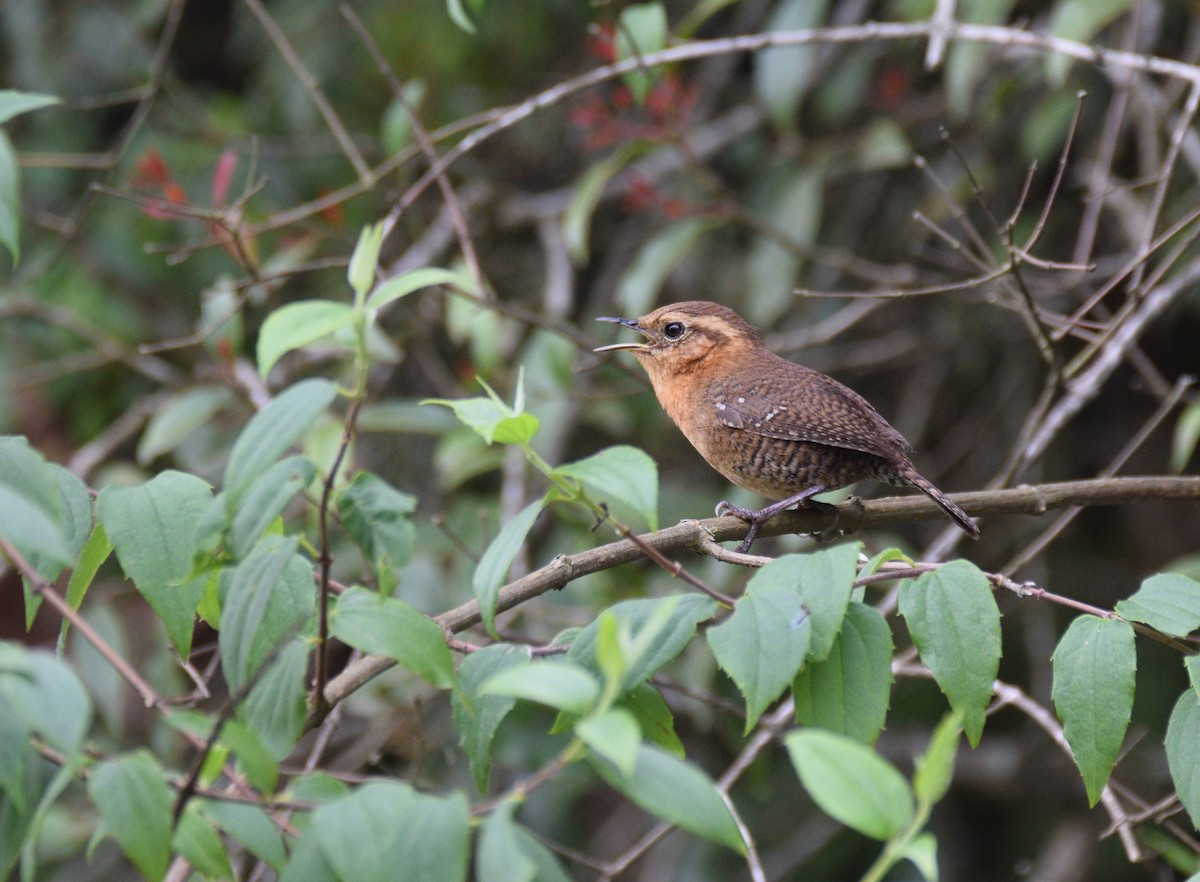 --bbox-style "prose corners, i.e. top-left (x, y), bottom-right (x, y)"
top-left (901, 467), bottom-right (980, 540)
